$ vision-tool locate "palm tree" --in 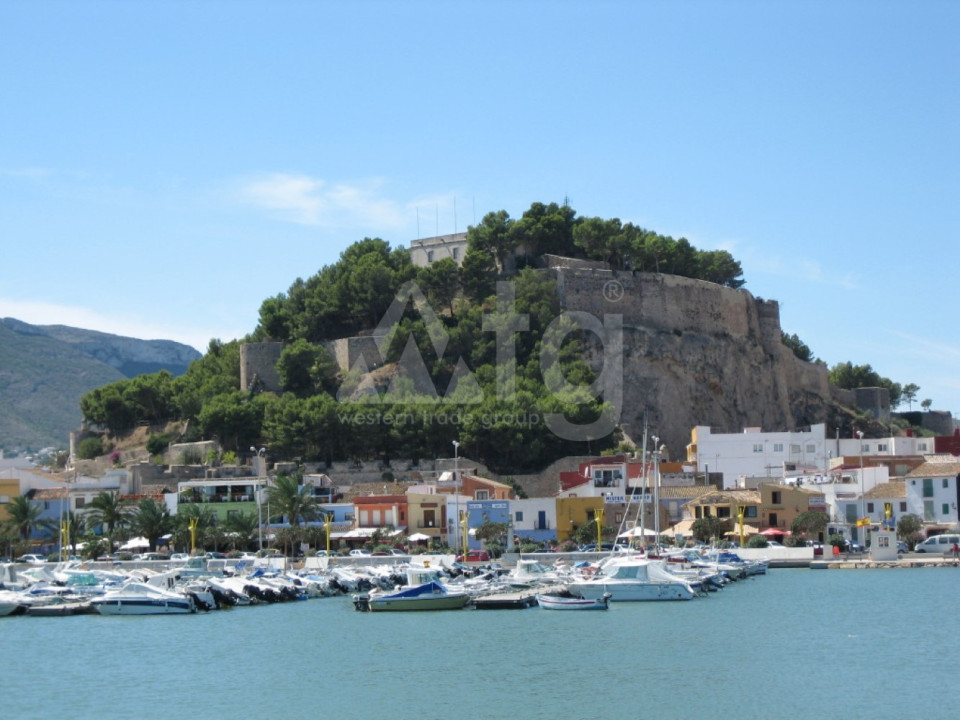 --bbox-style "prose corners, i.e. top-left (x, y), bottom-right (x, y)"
top-left (223, 511), bottom-right (259, 551)
top-left (85, 491), bottom-right (130, 552)
top-left (266, 473), bottom-right (318, 555)
top-left (6, 495), bottom-right (44, 540)
top-left (129, 498), bottom-right (174, 552)
top-left (174, 503), bottom-right (217, 553)
top-left (266, 474), bottom-right (318, 527)
top-left (63, 510), bottom-right (86, 557)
